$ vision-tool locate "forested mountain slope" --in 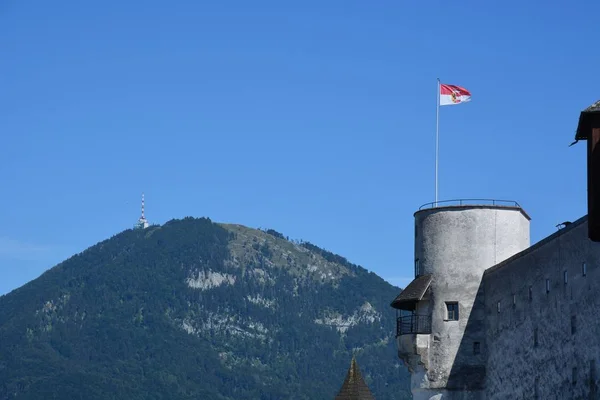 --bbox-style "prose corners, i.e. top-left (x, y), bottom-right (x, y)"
top-left (0, 217), bottom-right (410, 399)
